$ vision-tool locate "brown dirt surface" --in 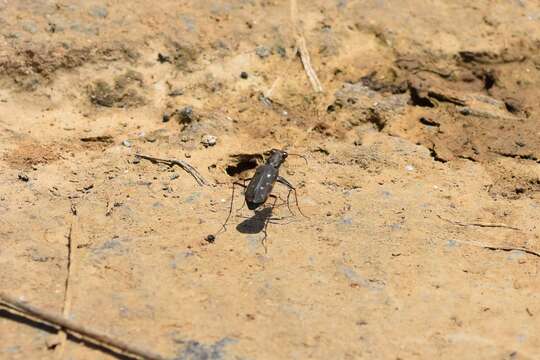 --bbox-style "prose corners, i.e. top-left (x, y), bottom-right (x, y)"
top-left (1, 1), bottom-right (539, 359)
